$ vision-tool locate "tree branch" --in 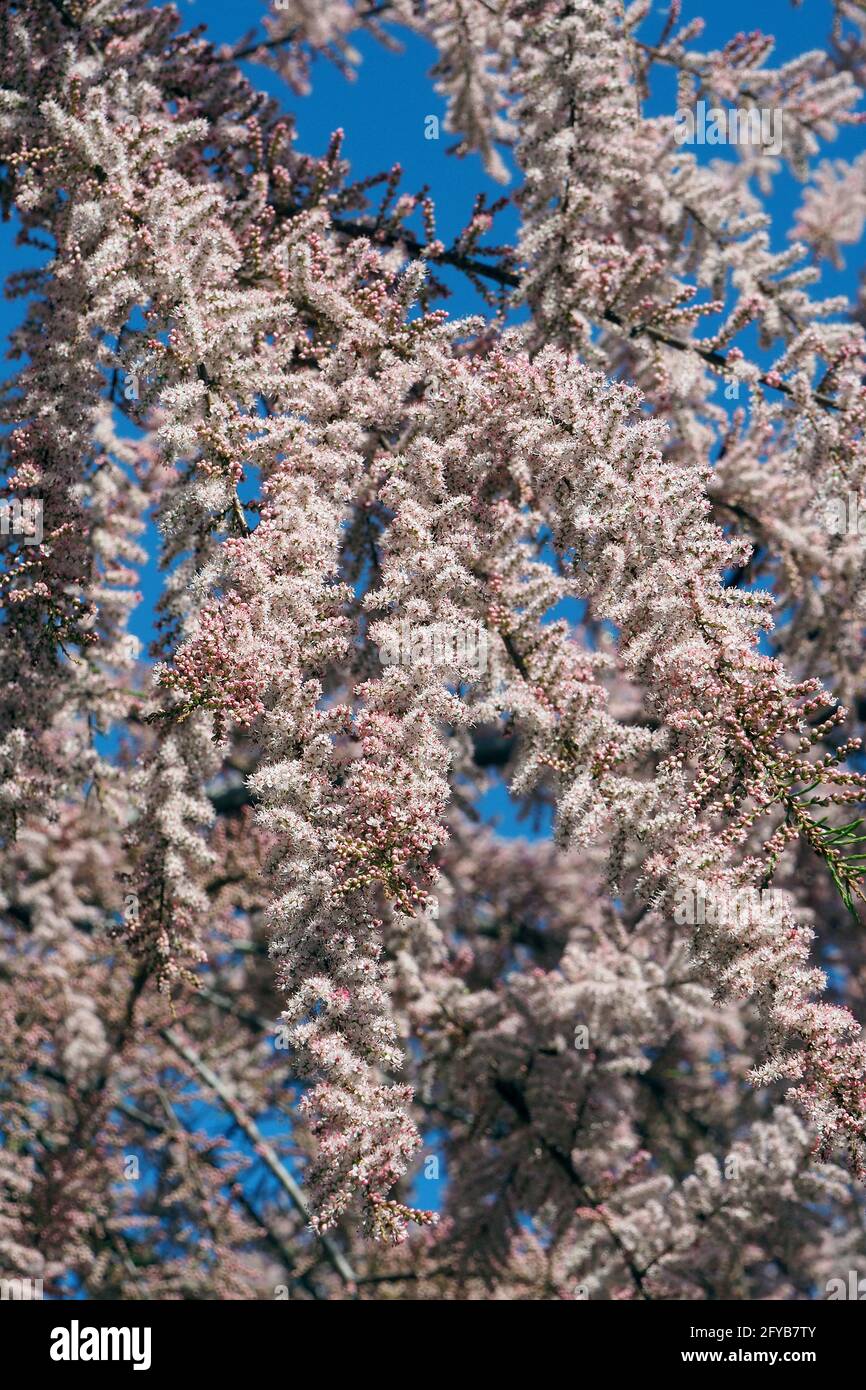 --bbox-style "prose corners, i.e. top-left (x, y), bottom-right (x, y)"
top-left (161, 1027), bottom-right (358, 1291)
